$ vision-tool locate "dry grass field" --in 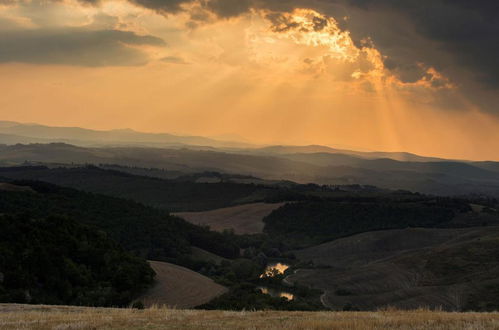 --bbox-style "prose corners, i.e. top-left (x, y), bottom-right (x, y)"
top-left (1, 304), bottom-right (498, 330)
top-left (138, 261), bottom-right (227, 309)
top-left (175, 202), bottom-right (286, 234)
